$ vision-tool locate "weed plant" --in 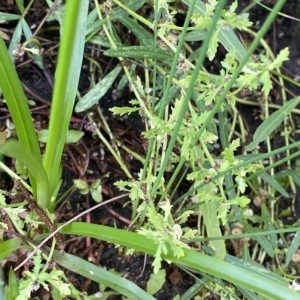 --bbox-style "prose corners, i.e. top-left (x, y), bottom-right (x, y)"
top-left (1, 0), bottom-right (300, 299)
